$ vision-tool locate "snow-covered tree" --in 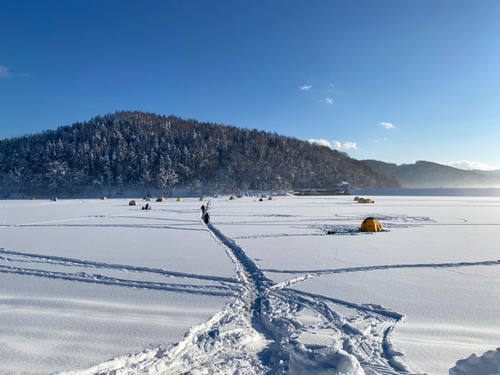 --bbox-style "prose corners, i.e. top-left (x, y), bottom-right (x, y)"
top-left (157, 165), bottom-right (178, 197)
top-left (45, 161), bottom-right (69, 195)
